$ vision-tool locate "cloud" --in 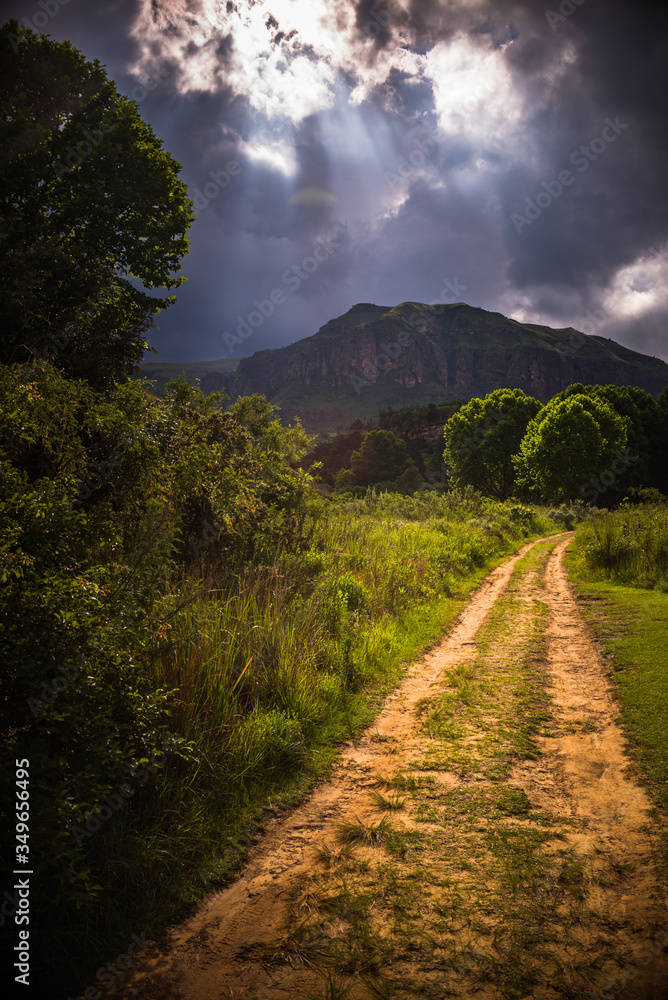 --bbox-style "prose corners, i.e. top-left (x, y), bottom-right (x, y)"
top-left (1, 0), bottom-right (666, 364)
top-left (290, 186), bottom-right (338, 205)
top-left (134, 0), bottom-right (668, 363)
